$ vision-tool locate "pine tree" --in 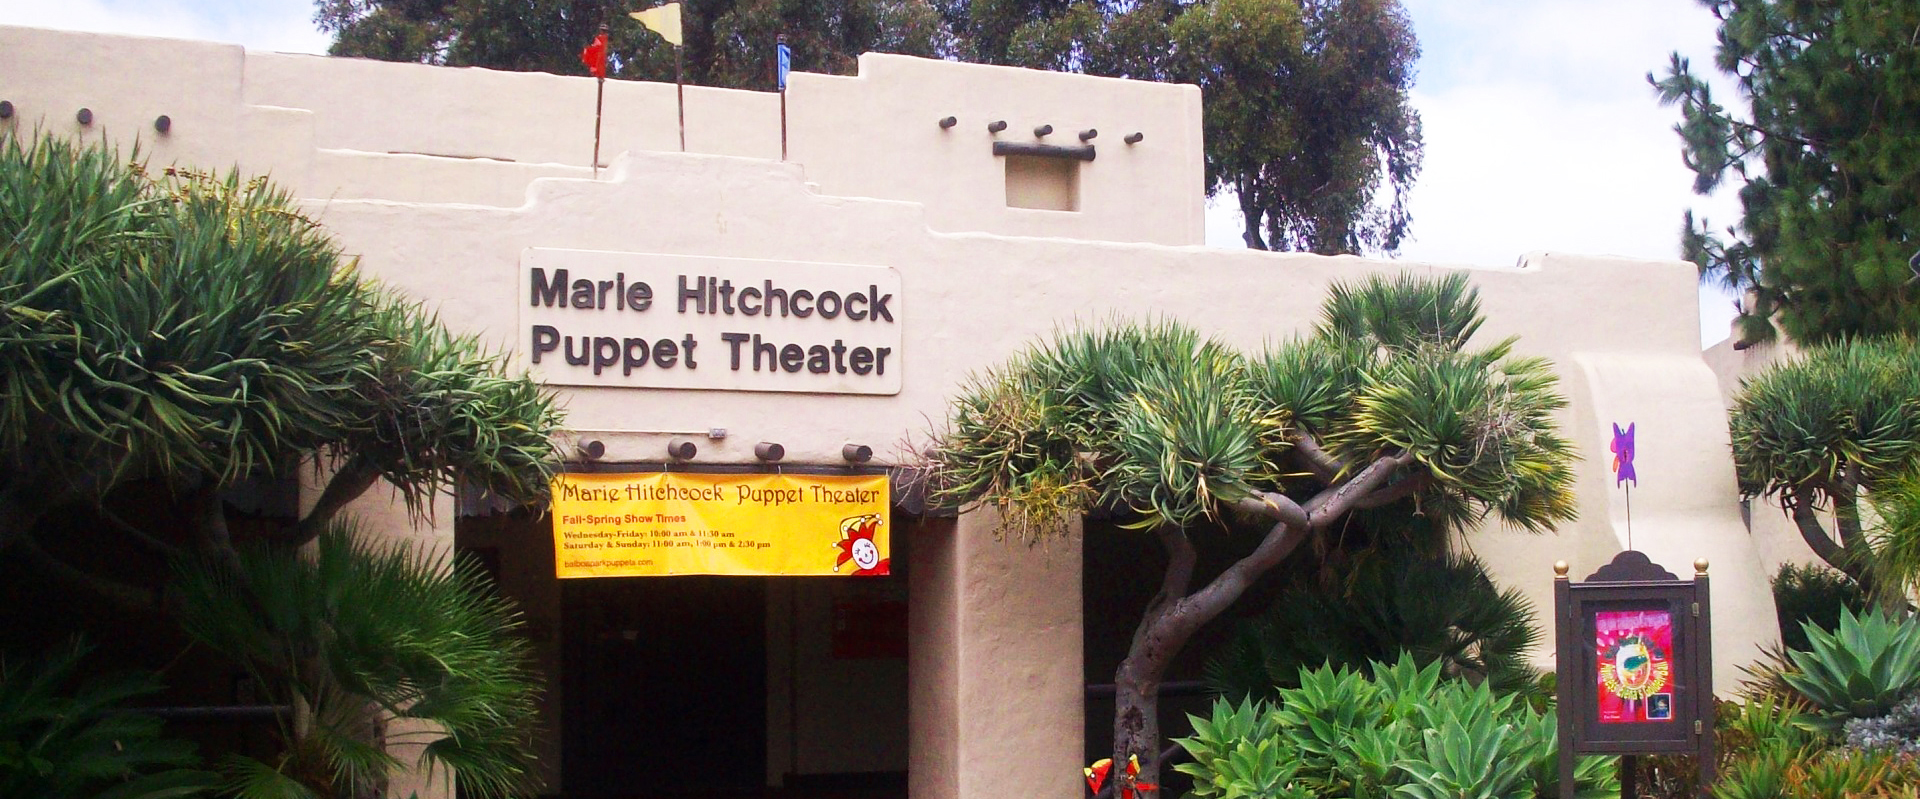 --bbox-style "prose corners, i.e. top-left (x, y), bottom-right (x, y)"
top-left (1651, 0), bottom-right (1920, 345)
